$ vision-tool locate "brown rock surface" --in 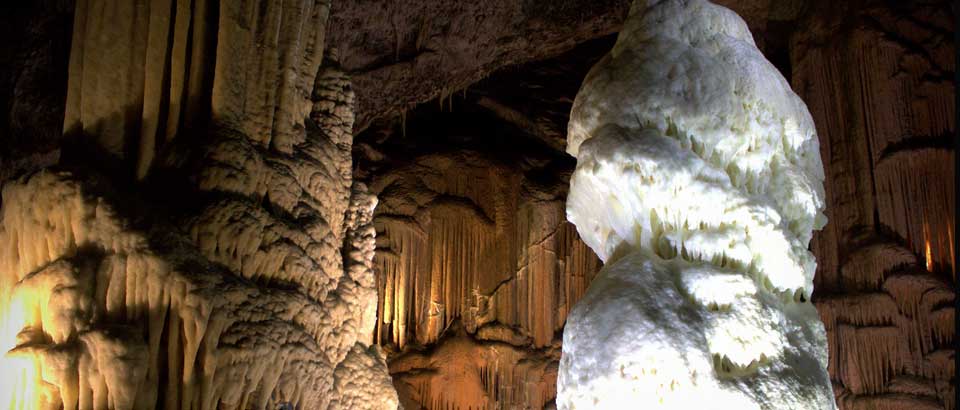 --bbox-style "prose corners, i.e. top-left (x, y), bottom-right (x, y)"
top-left (353, 81), bottom-right (602, 408)
top-left (1, 0), bottom-right (398, 408)
top-left (0, 0), bottom-right (953, 409)
top-left (326, 0), bottom-right (802, 132)
top-left (792, 0), bottom-right (956, 409)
